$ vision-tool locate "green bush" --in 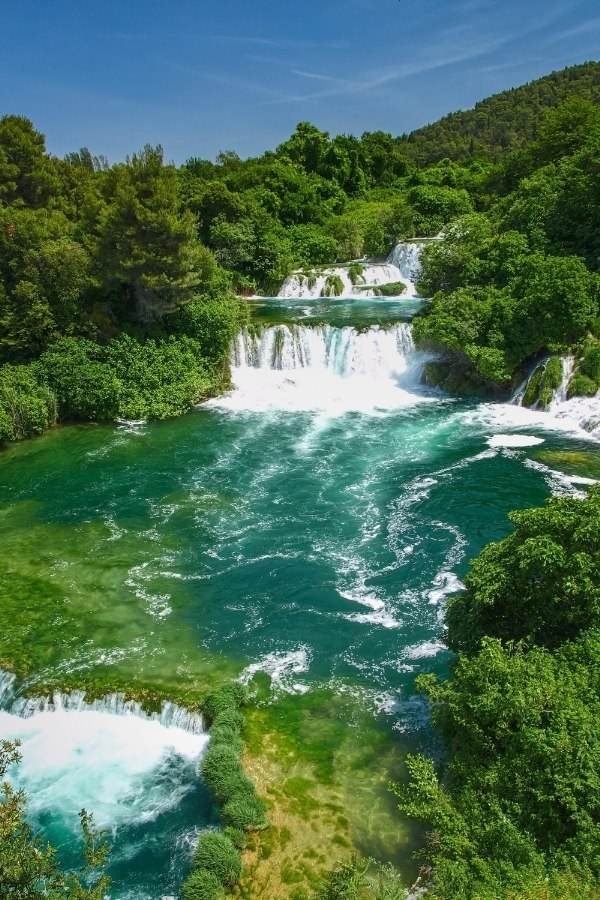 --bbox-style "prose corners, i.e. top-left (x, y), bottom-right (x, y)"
top-left (544, 355), bottom-right (563, 389)
top-left (375, 281), bottom-right (406, 296)
top-left (320, 274), bottom-right (344, 297)
top-left (202, 683), bottom-right (247, 726)
top-left (200, 744), bottom-right (248, 804)
top-left (567, 373), bottom-right (597, 398)
top-left (223, 826), bottom-right (246, 849)
top-left (0, 364), bottom-right (56, 443)
top-left (182, 868), bottom-right (224, 900)
top-left (222, 795), bottom-right (268, 831)
top-left (36, 338), bottom-right (121, 420)
top-left (211, 709), bottom-right (245, 734)
top-left (193, 831), bottom-right (241, 886)
top-left (347, 263), bottom-right (365, 285)
top-left (581, 344), bottom-right (600, 382)
top-left (210, 724), bottom-right (244, 753)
